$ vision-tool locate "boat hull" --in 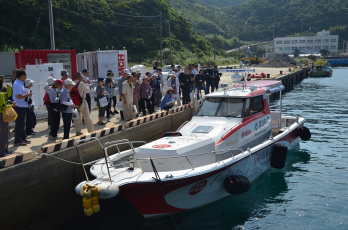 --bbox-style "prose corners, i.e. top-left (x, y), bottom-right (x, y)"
top-left (118, 128), bottom-right (300, 218)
